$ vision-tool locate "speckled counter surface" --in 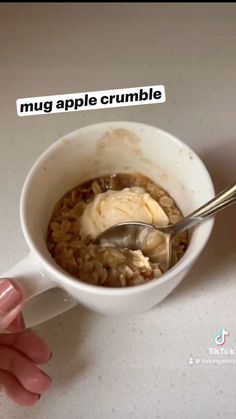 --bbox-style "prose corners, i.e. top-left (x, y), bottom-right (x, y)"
top-left (0, 3), bottom-right (236, 418)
